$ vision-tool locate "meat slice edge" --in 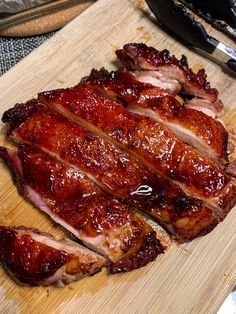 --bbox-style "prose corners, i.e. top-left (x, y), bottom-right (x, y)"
top-left (0, 225), bottom-right (106, 287)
